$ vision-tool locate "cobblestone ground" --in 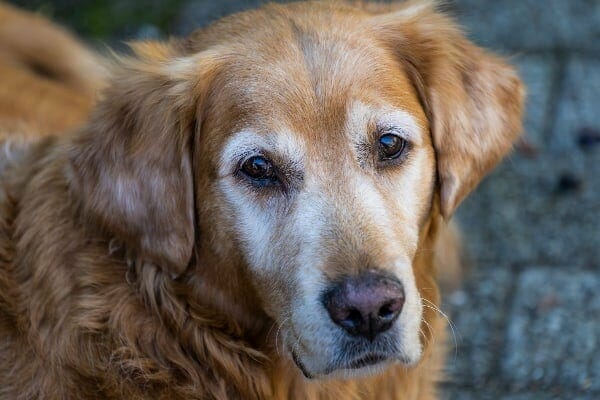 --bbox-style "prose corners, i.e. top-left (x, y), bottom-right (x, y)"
top-left (443, 1), bottom-right (600, 398)
top-left (11, 0), bottom-right (600, 399)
